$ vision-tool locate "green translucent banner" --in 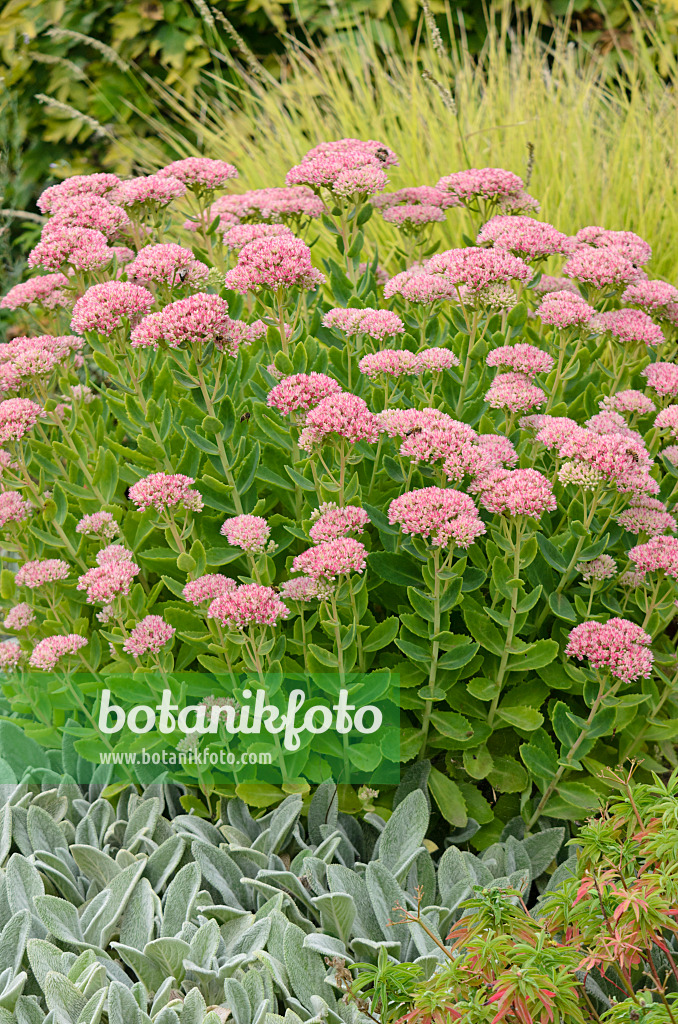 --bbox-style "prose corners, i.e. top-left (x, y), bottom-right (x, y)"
top-left (1, 669), bottom-right (400, 788)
